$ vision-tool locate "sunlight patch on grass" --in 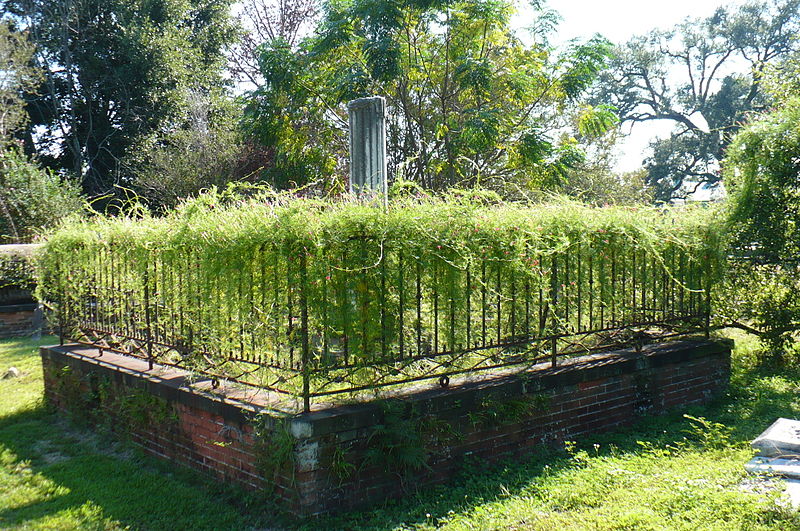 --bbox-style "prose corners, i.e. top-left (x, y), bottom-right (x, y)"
top-left (1, 330), bottom-right (799, 530)
top-left (0, 336), bottom-right (55, 417)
